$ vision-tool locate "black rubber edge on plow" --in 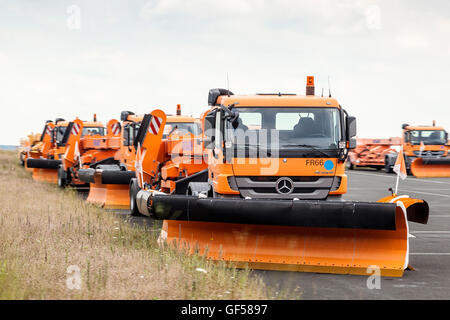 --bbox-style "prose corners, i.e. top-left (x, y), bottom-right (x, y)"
top-left (419, 157), bottom-right (450, 165)
top-left (26, 158), bottom-right (62, 169)
top-left (101, 170), bottom-right (135, 184)
top-left (148, 195), bottom-right (397, 230)
top-left (78, 168), bottom-right (95, 183)
top-left (406, 200), bottom-right (429, 224)
top-left (89, 157), bottom-right (119, 168)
